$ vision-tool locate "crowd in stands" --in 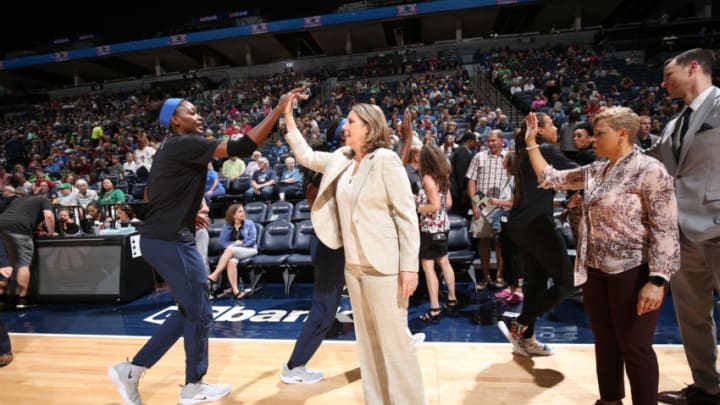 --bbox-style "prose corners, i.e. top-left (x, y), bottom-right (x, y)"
top-left (2, 44), bottom-right (715, 311)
